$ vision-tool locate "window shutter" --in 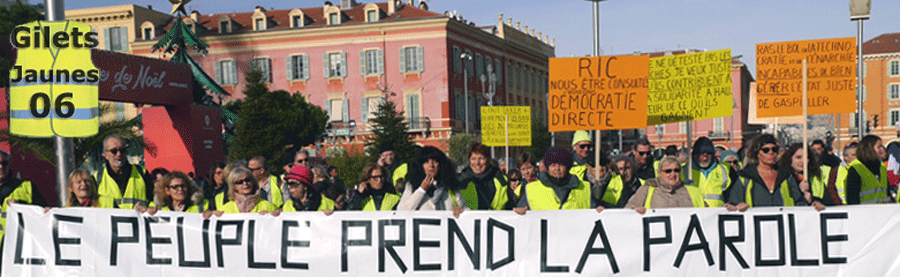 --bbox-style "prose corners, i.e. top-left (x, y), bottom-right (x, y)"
top-left (340, 52), bottom-right (348, 77)
top-left (475, 54), bottom-right (482, 78)
top-left (361, 97), bottom-right (368, 123)
top-left (302, 55), bottom-right (310, 79)
top-left (359, 50), bottom-right (367, 76)
top-left (415, 46), bottom-right (424, 72)
top-left (453, 47), bottom-right (461, 74)
top-left (376, 49), bottom-right (384, 74)
top-left (103, 28), bottom-right (111, 50)
top-left (119, 27), bottom-right (129, 51)
top-left (398, 47), bottom-right (407, 73)
top-left (324, 99), bottom-right (332, 121)
top-left (341, 99), bottom-right (349, 123)
top-left (286, 56), bottom-right (294, 80)
top-left (495, 59), bottom-right (503, 84)
top-left (229, 61), bottom-right (238, 85)
top-left (214, 61), bottom-right (222, 84)
top-left (263, 58), bottom-right (271, 82)
top-left (323, 53), bottom-right (330, 78)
